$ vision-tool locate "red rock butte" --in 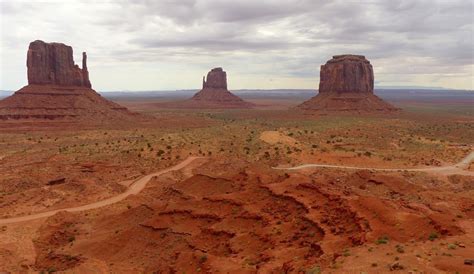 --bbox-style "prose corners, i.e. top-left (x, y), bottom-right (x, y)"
top-left (27, 40), bottom-right (91, 88)
top-left (298, 55), bottom-right (398, 112)
top-left (0, 40), bottom-right (137, 122)
top-left (186, 67), bottom-right (254, 108)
